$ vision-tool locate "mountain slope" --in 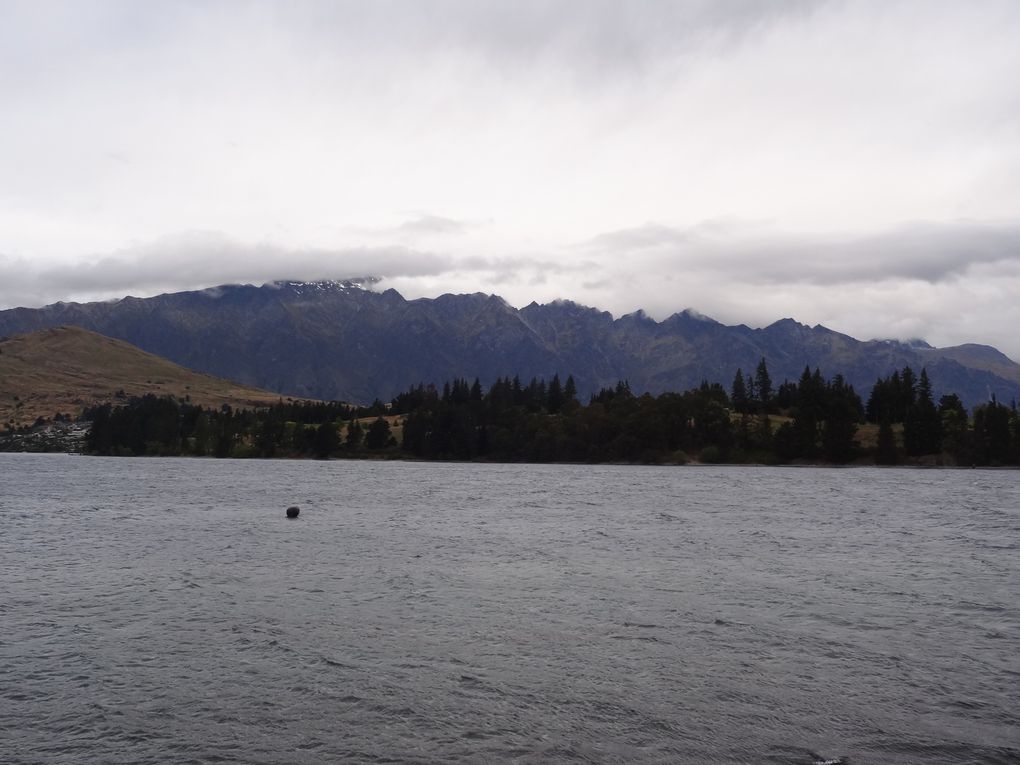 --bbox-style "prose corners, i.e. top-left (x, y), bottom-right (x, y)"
top-left (2, 281), bottom-right (1019, 410)
top-left (919, 344), bottom-right (1020, 386)
top-left (0, 326), bottom-right (286, 427)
